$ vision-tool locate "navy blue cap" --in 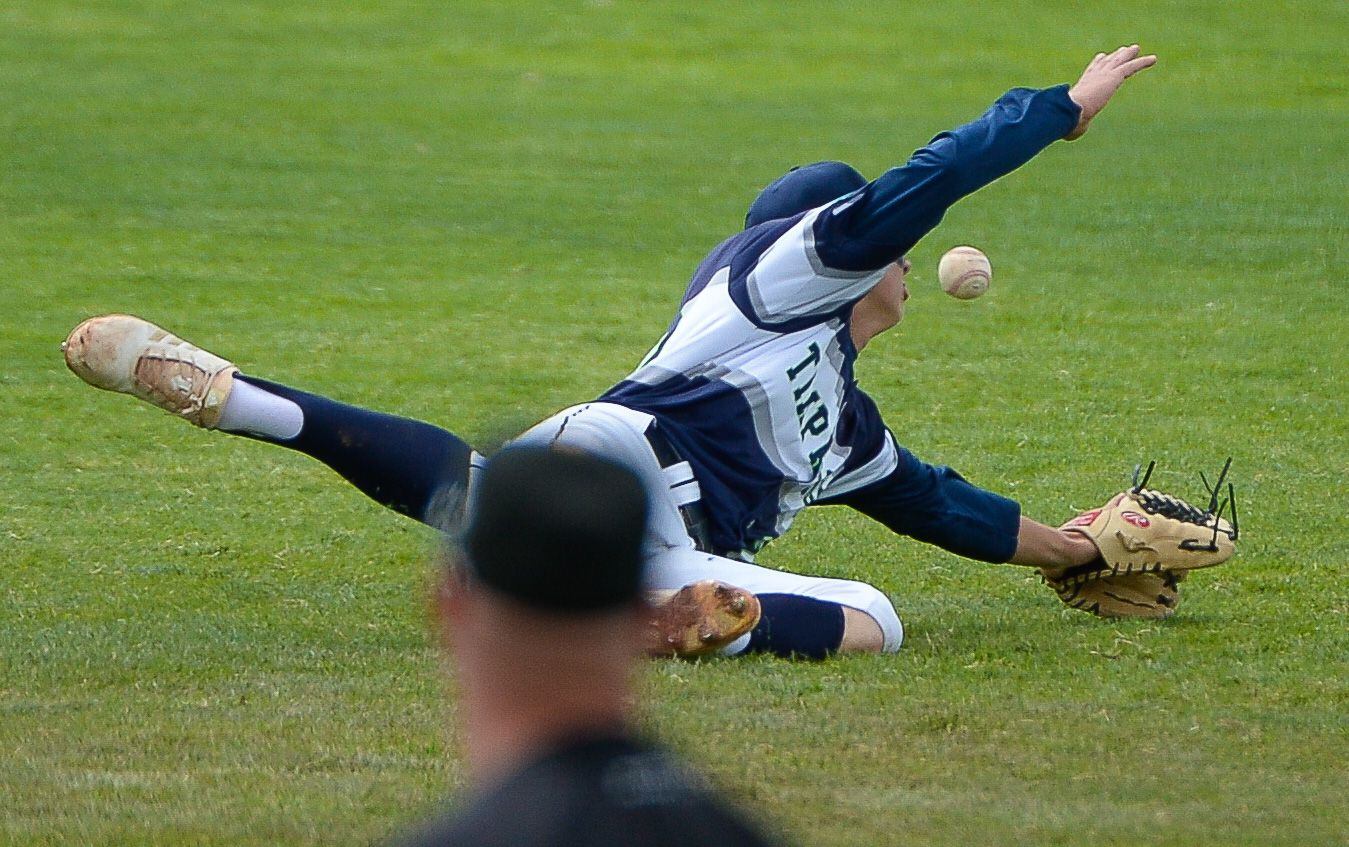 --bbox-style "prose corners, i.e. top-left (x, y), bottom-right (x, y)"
top-left (463, 447), bottom-right (649, 613)
top-left (744, 161), bottom-right (868, 229)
